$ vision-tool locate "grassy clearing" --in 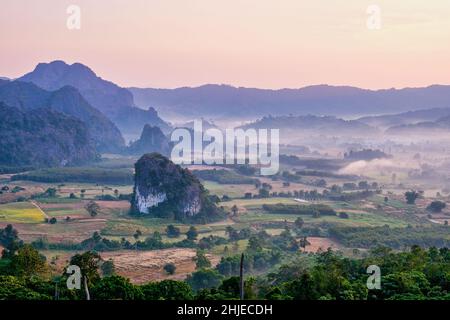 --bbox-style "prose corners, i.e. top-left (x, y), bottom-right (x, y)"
top-left (0, 202), bottom-right (46, 223)
top-left (235, 206), bottom-right (410, 228)
top-left (211, 239), bottom-right (249, 255)
top-left (203, 181), bottom-right (256, 198)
